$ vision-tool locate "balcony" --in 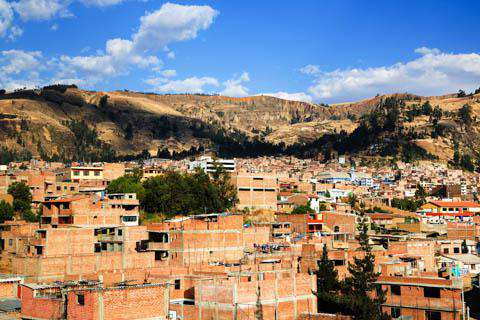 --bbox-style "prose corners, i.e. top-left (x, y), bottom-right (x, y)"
top-left (30, 238), bottom-right (46, 246)
top-left (148, 242), bottom-right (170, 251)
top-left (96, 234), bottom-right (122, 243)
